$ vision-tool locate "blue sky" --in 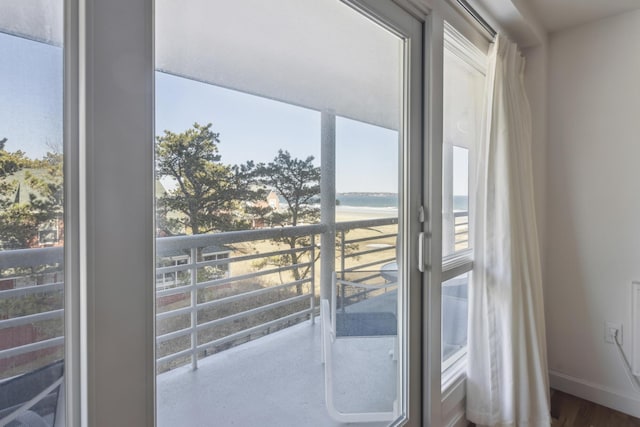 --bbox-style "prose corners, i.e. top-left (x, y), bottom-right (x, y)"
top-left (0, 33), bottom-right (63, 156)
top-left (156, 72), bottom-right (400, 193)
top-left (1, 31), bottom-right (468, 195)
